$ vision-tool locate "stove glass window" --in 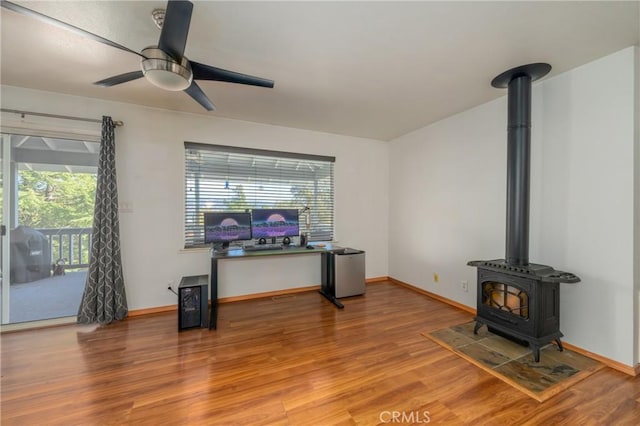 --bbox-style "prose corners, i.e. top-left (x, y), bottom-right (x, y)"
top-left (482, 282), bottom-right (529, 319)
